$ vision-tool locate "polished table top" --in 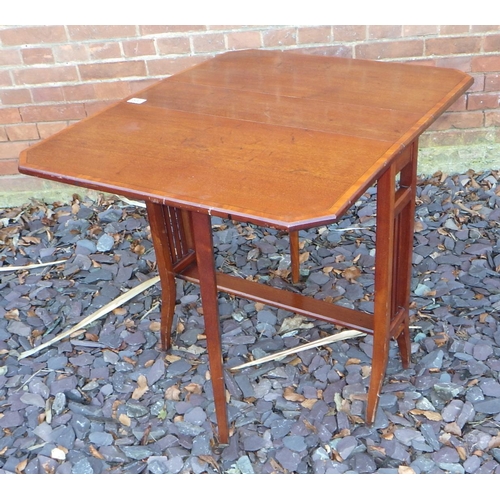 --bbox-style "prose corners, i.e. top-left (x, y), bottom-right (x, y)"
top-left (19, 50), bottom-right (472, 229)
